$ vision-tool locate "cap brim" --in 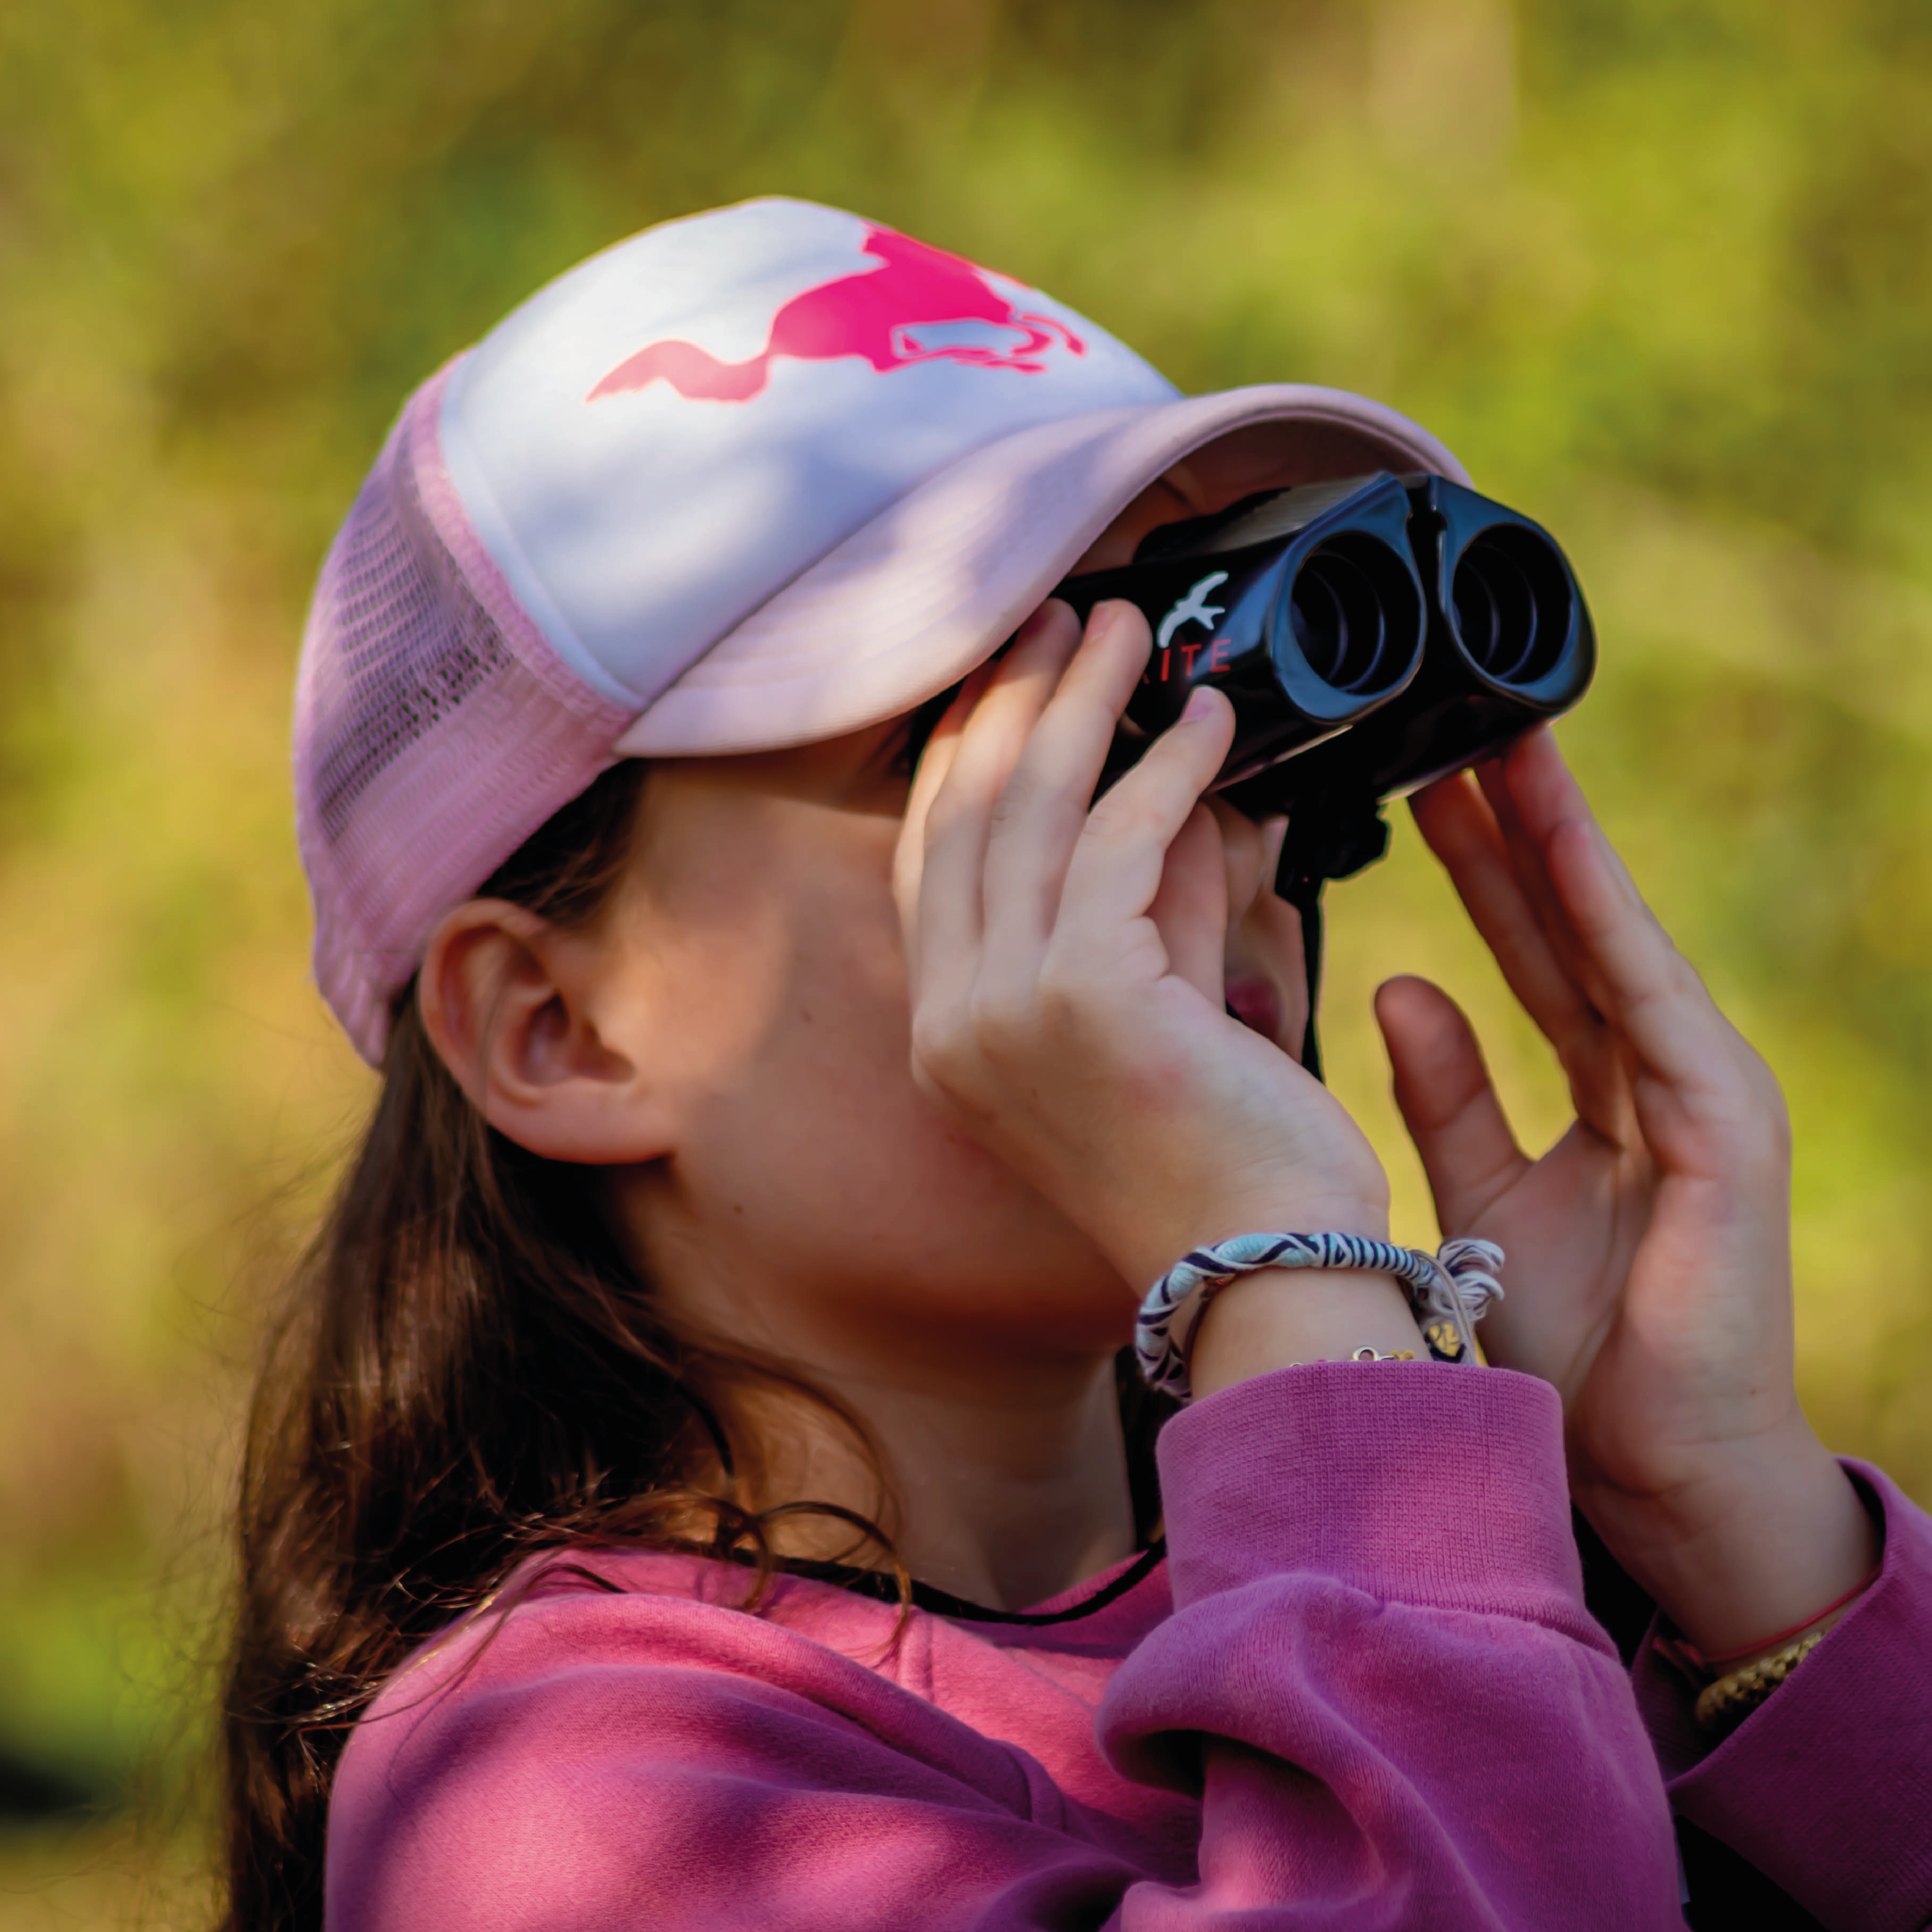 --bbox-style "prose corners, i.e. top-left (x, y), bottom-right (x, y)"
top-left (616, 384), bottom-right (1469, 757)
